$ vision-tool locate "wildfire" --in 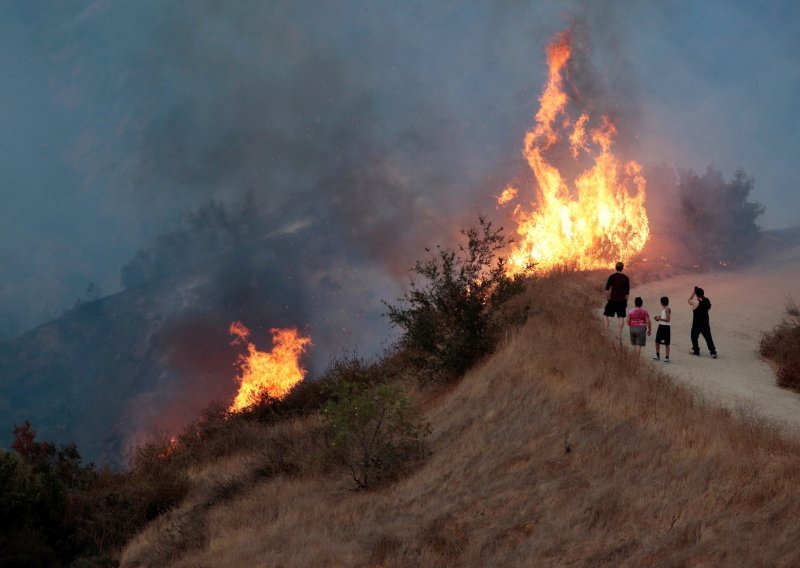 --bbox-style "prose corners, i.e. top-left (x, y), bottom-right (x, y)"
top-left (228, 321), bottom-right (311, 412)
top-left (499, 30), bottom-right (649, 273)
top-left (497, 186), bottom-right (518, 206)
